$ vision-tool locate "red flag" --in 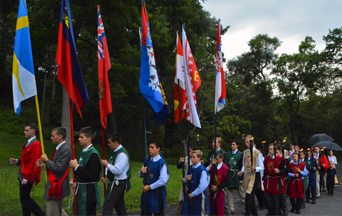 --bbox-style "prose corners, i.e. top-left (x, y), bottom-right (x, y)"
top-left (182, 27), bottom-right (201, 128)
top-left (56, 0), bottom-right (89, 117)
top-left (97, 5), bottom-right (112, 129)
top-left (174, 33), bottom-right (186, 124)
